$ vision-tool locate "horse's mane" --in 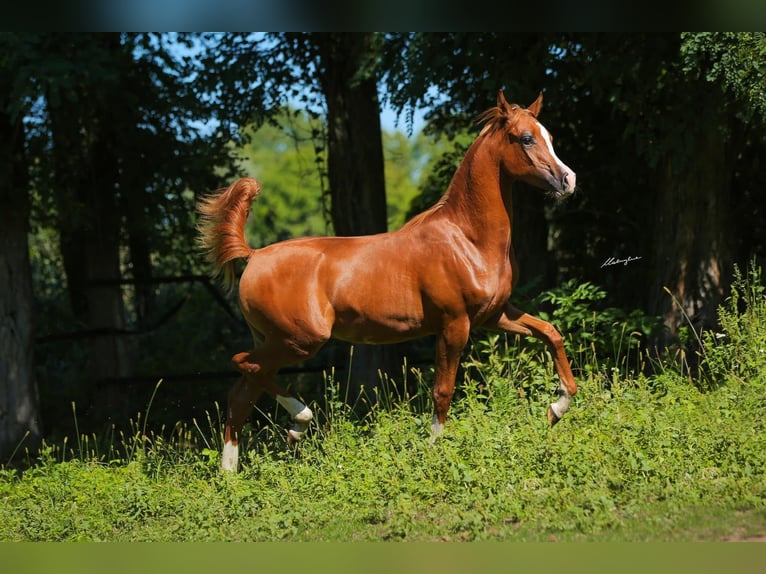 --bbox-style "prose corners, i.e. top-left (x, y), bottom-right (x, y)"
top-left (476, 103), bottom-right (522, 137)
top-left (400, 199), bottom-right (448, 230)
